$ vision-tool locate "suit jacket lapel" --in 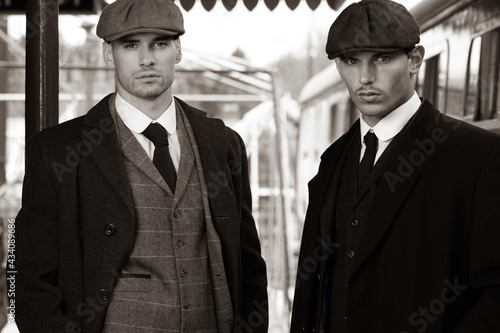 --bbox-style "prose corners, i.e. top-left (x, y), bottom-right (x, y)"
top-left (112, 102), bottom-right (174, 194)
top-left (82, 94), bottom-right (135, 215)
top-left (174, 98), bottom-right (228, 217)
top-left (349, 100), bottom-right (441, 280)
